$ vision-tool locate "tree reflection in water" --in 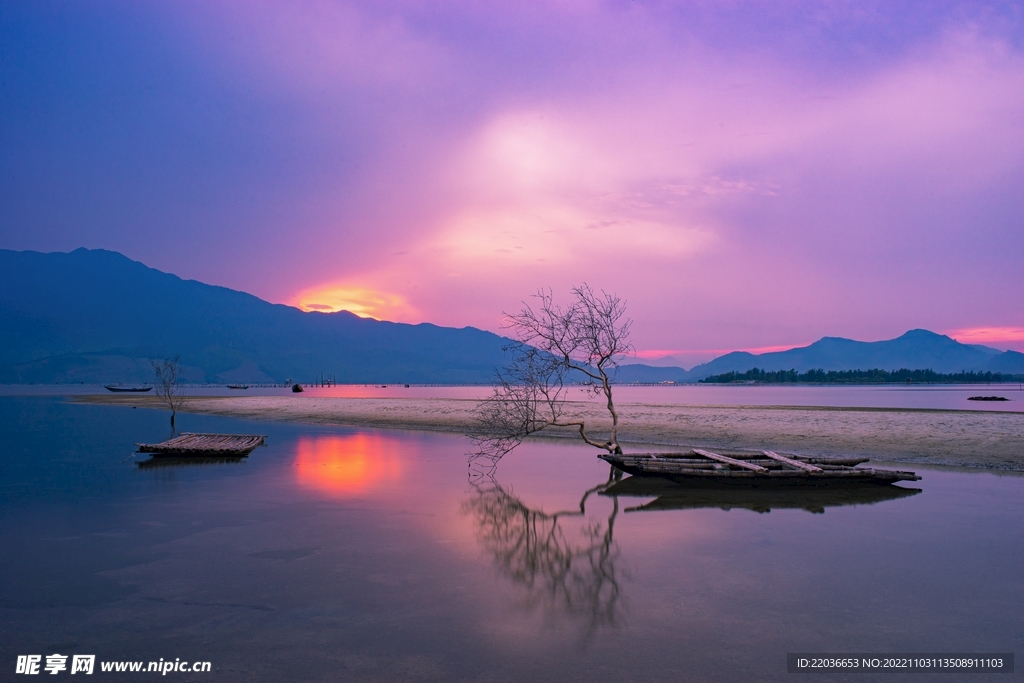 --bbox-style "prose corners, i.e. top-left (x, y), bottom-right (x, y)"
top-left (463, 454), bottom-right (625, 638)
top-left (463, 452), bottom-right (922, 638)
